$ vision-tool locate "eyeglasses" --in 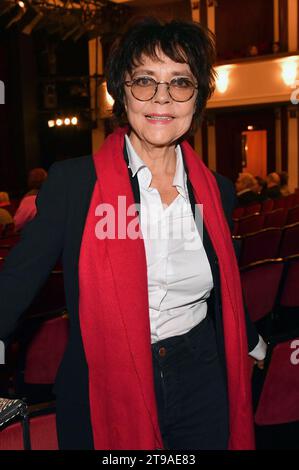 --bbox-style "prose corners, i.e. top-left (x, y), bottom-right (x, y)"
top-left (124, 76), bottom-right (198, 102)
